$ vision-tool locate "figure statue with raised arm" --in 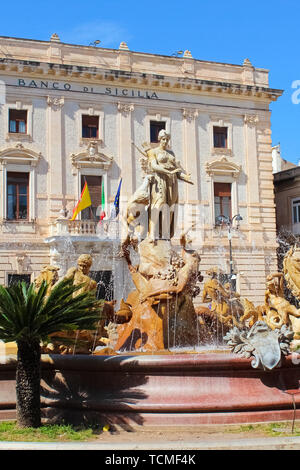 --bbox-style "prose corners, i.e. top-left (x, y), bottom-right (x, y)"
top-left (127, 130), bottom-right (193, 242)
